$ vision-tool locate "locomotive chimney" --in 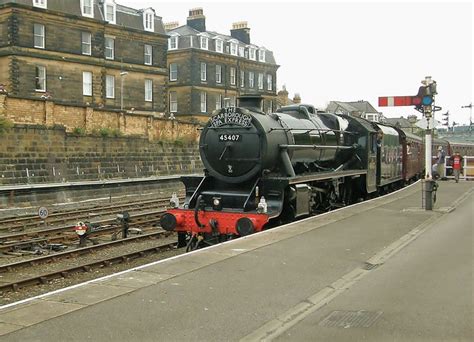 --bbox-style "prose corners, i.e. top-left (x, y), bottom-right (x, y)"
top-left (238, 94), bottom-right (263, 110)
top-left (231, 21), bottom-right (250, 44)
top-left (187, 8), bottom-right (206, 32)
